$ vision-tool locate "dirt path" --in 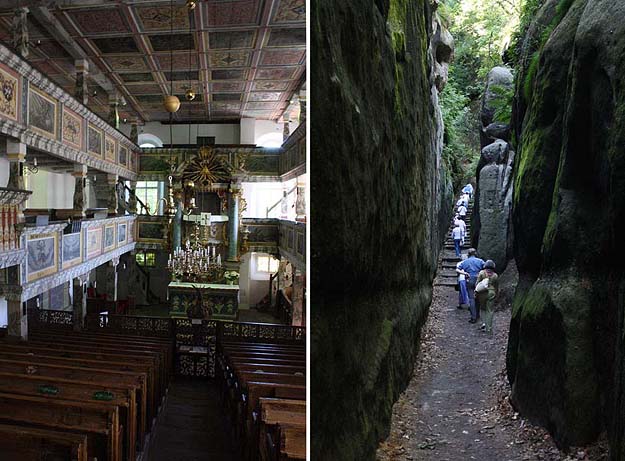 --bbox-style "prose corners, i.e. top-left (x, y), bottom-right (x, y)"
top-left (377, 250), bottom-right (608, 461)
